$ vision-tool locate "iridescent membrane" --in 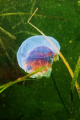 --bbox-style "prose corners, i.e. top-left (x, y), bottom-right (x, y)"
top-left (17, 35), bottom-right (60, 78)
